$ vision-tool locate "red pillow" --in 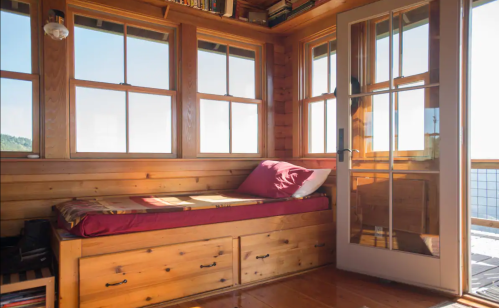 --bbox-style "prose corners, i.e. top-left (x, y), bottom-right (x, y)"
top-left (237, 160), bottom-right (313, 198)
